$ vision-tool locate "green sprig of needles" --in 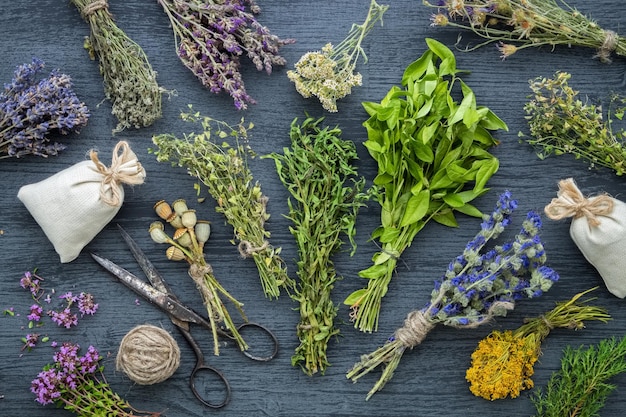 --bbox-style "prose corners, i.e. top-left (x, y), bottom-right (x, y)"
top-left (344, 38), bottom-right (508, 333)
